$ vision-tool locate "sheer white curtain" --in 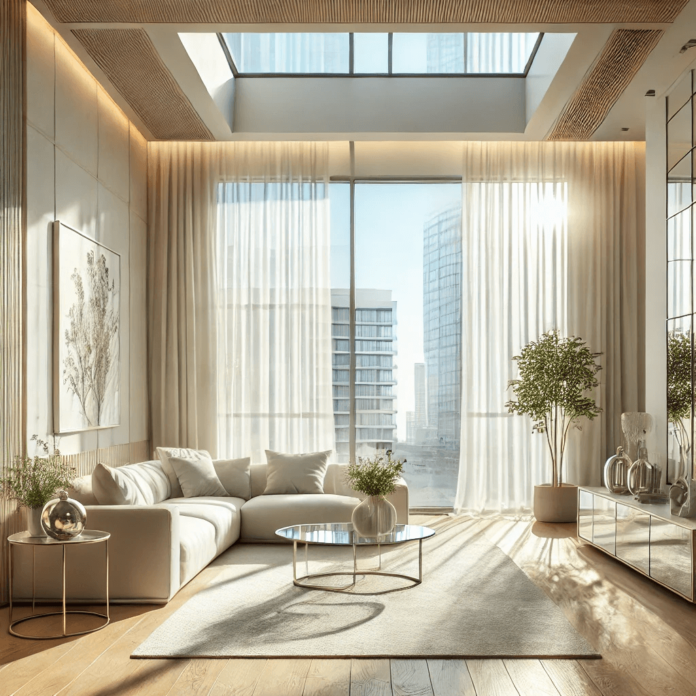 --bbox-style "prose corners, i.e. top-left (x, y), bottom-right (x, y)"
top-left (456, 142), bottom-right (645, 514)
top-left (216, 143), bottom-right (334, 463)
top-left (148, 142), bottom-right (334, 462)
